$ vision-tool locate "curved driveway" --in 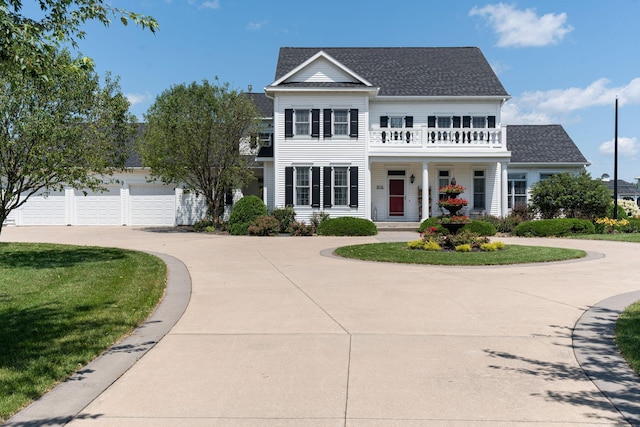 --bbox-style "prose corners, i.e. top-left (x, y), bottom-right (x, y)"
top-left (2, 226), bottom-right (640, 426)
